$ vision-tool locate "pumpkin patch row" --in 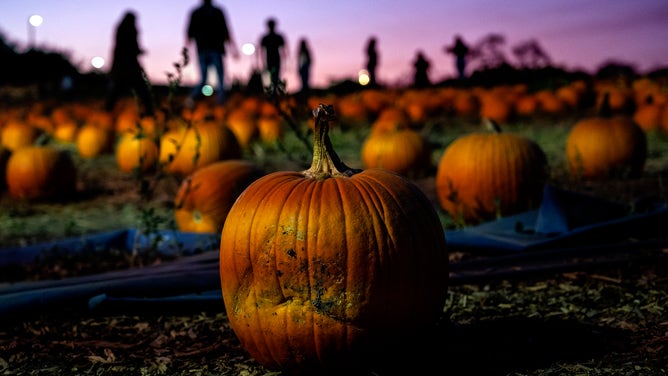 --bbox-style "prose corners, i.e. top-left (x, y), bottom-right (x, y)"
top-left (0, 76), bottom-right (663, 226)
